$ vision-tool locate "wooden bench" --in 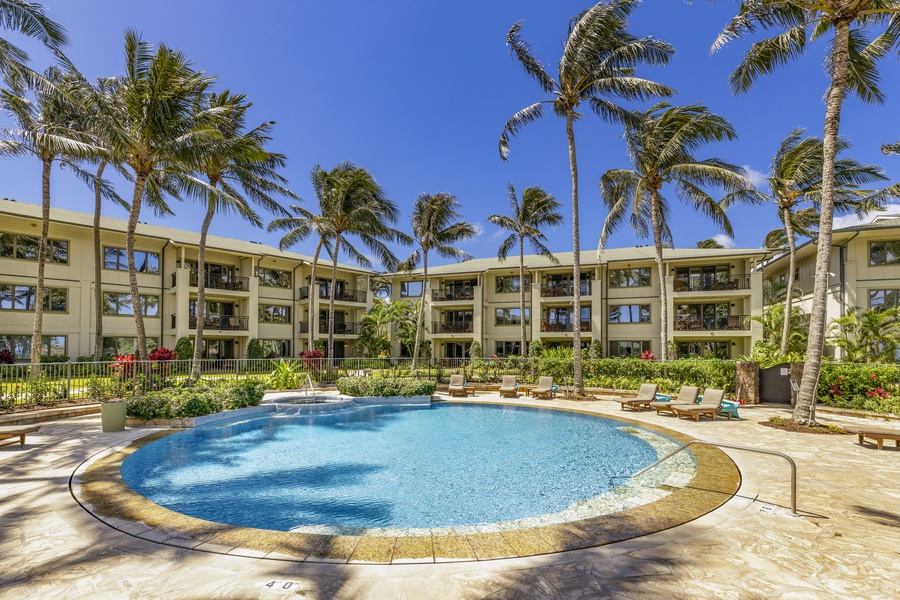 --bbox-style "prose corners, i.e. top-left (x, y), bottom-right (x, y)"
top-left (0, 425), bottom-right (41, 447)
top-left (844, 425), bottom-right (900, 450)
